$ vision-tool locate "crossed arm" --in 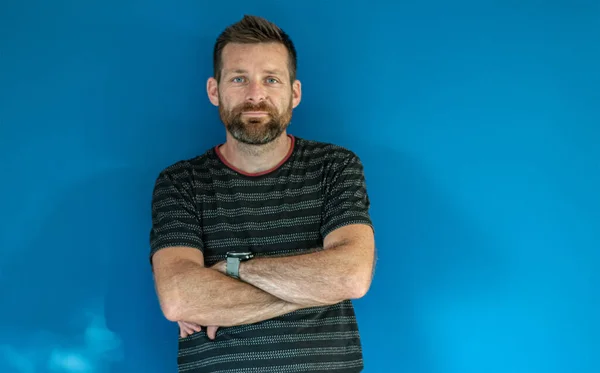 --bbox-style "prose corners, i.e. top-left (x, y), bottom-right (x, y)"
top-left (151, 223), bottom-right (375, 335)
